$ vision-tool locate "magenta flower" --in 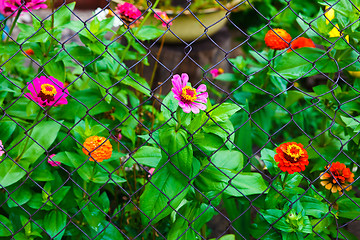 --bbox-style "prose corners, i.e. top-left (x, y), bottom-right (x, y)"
top-left (1, 0), bottom-right (47, 16)
top-left (171, 73), bottom-right (208, 114)
top-left (210, 68), bottom-right (224, 78)
top-left (154, 11), bottom-right (172, 27)
top-left (0, 140), bottom-right (4, 157)
top-left (25, 76), bottom-right (69, 107)
top-left (115, 2), bottom-right (142, 24)
top-left (48, 154), bottom-right (61, 167)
